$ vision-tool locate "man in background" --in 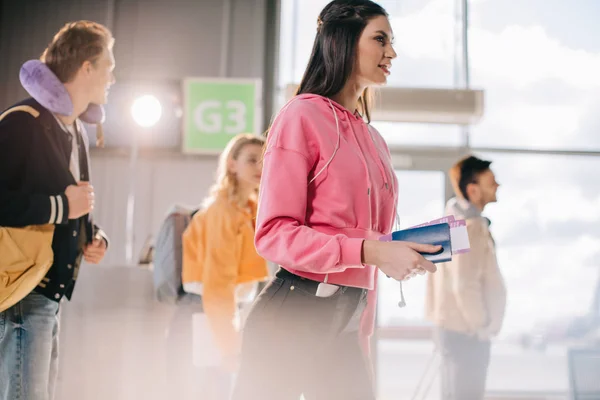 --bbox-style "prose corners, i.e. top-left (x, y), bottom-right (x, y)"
top-left (0, 21), bottom-right (115, 400)
top-left (426, 155), bottom-right (507, 400)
